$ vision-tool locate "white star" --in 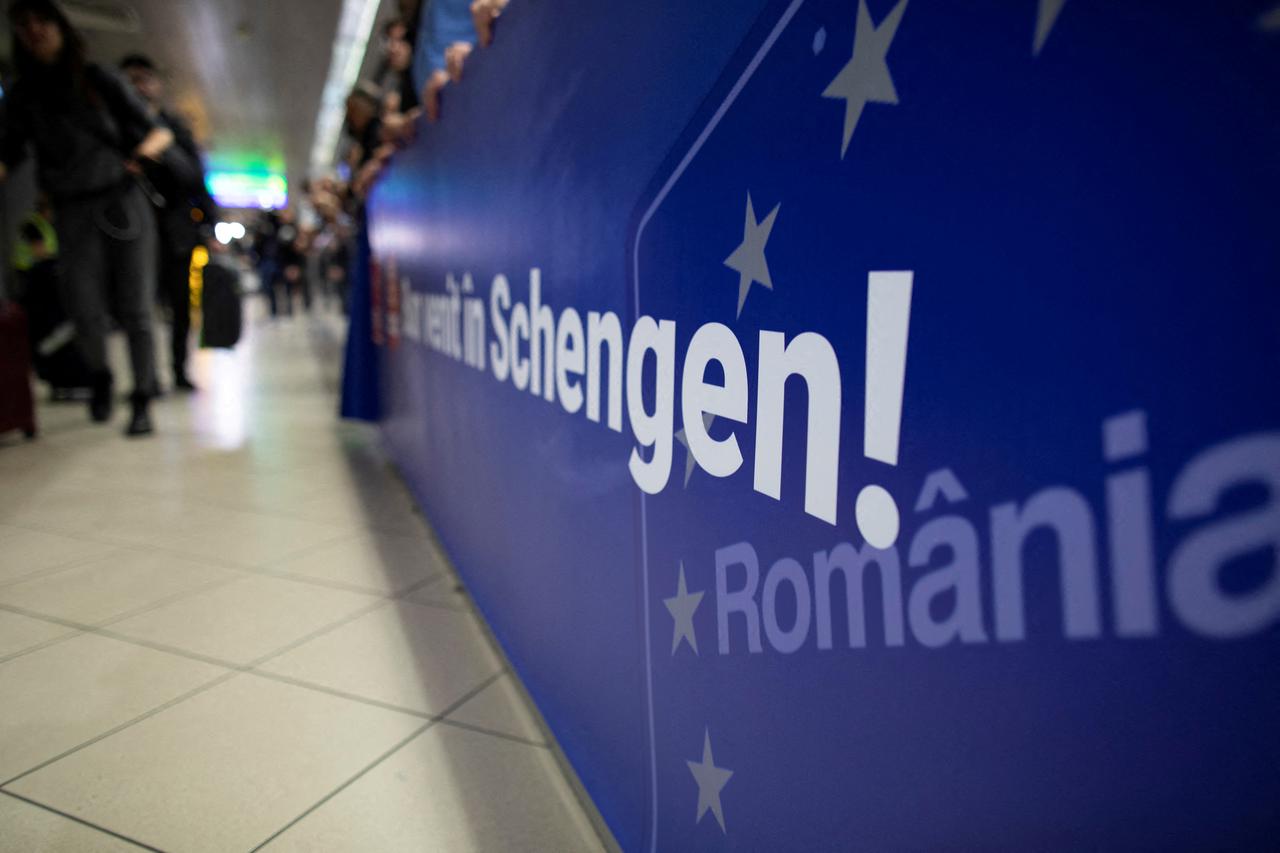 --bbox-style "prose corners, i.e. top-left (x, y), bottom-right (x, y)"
top-left (663, 562), bottom-right (704, 655)
top-left (822, 0), bottom-right (909, 158)
top-left (673, 413), bottom-right (717, 488)
top-left (724, 193), bottom-right (780, 318)
top-left (687, 729), bottom-right (733, 832)
top-left (1033, 0), bottom-right (1067, 55)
